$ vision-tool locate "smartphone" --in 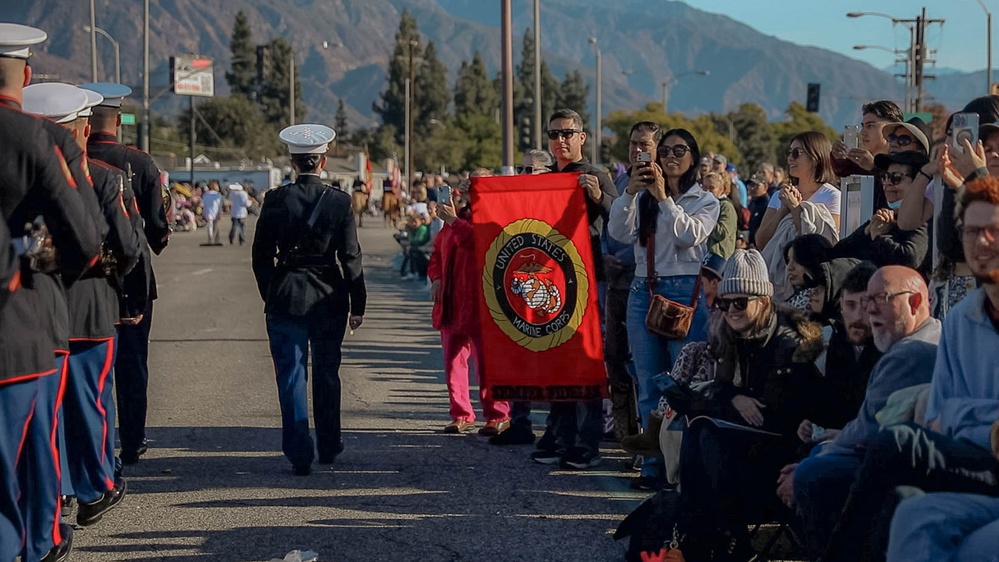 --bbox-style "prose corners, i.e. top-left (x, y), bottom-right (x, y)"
top-left (951, 112), bottom-right (980, 154)
top-left (843, 125), bottom-right (860, 149)
top-left (437, 185), bottom-right (453, 204)
top-left (636, 151), bottom-right (653, 164)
